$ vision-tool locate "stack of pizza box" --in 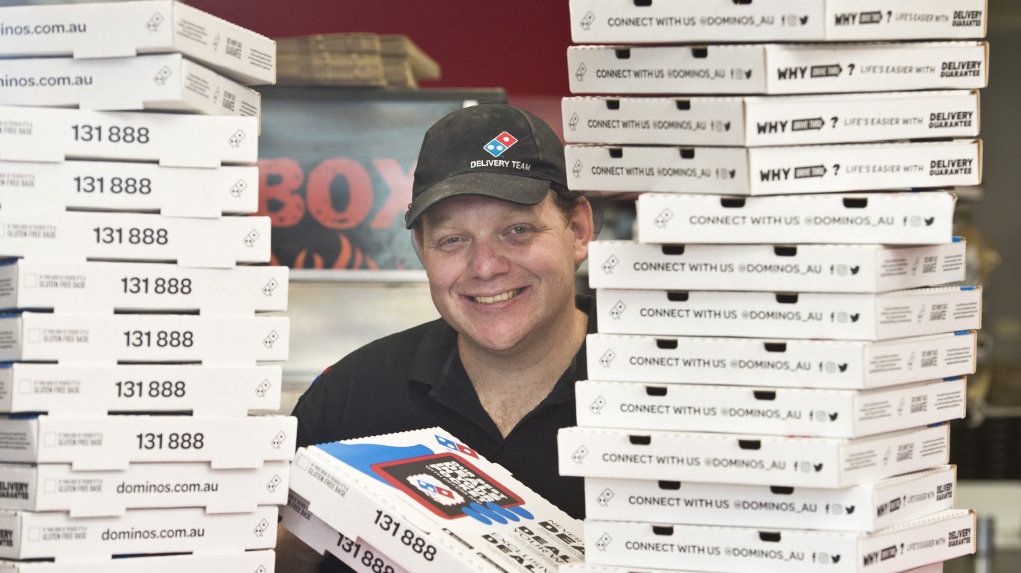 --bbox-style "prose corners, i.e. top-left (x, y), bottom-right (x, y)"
top-left (280, 427), bottom-right (586, 573)
top-left (558, 1), bottom-right (990, 572)
top-left (0, 2), bottom-right (293, 571)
